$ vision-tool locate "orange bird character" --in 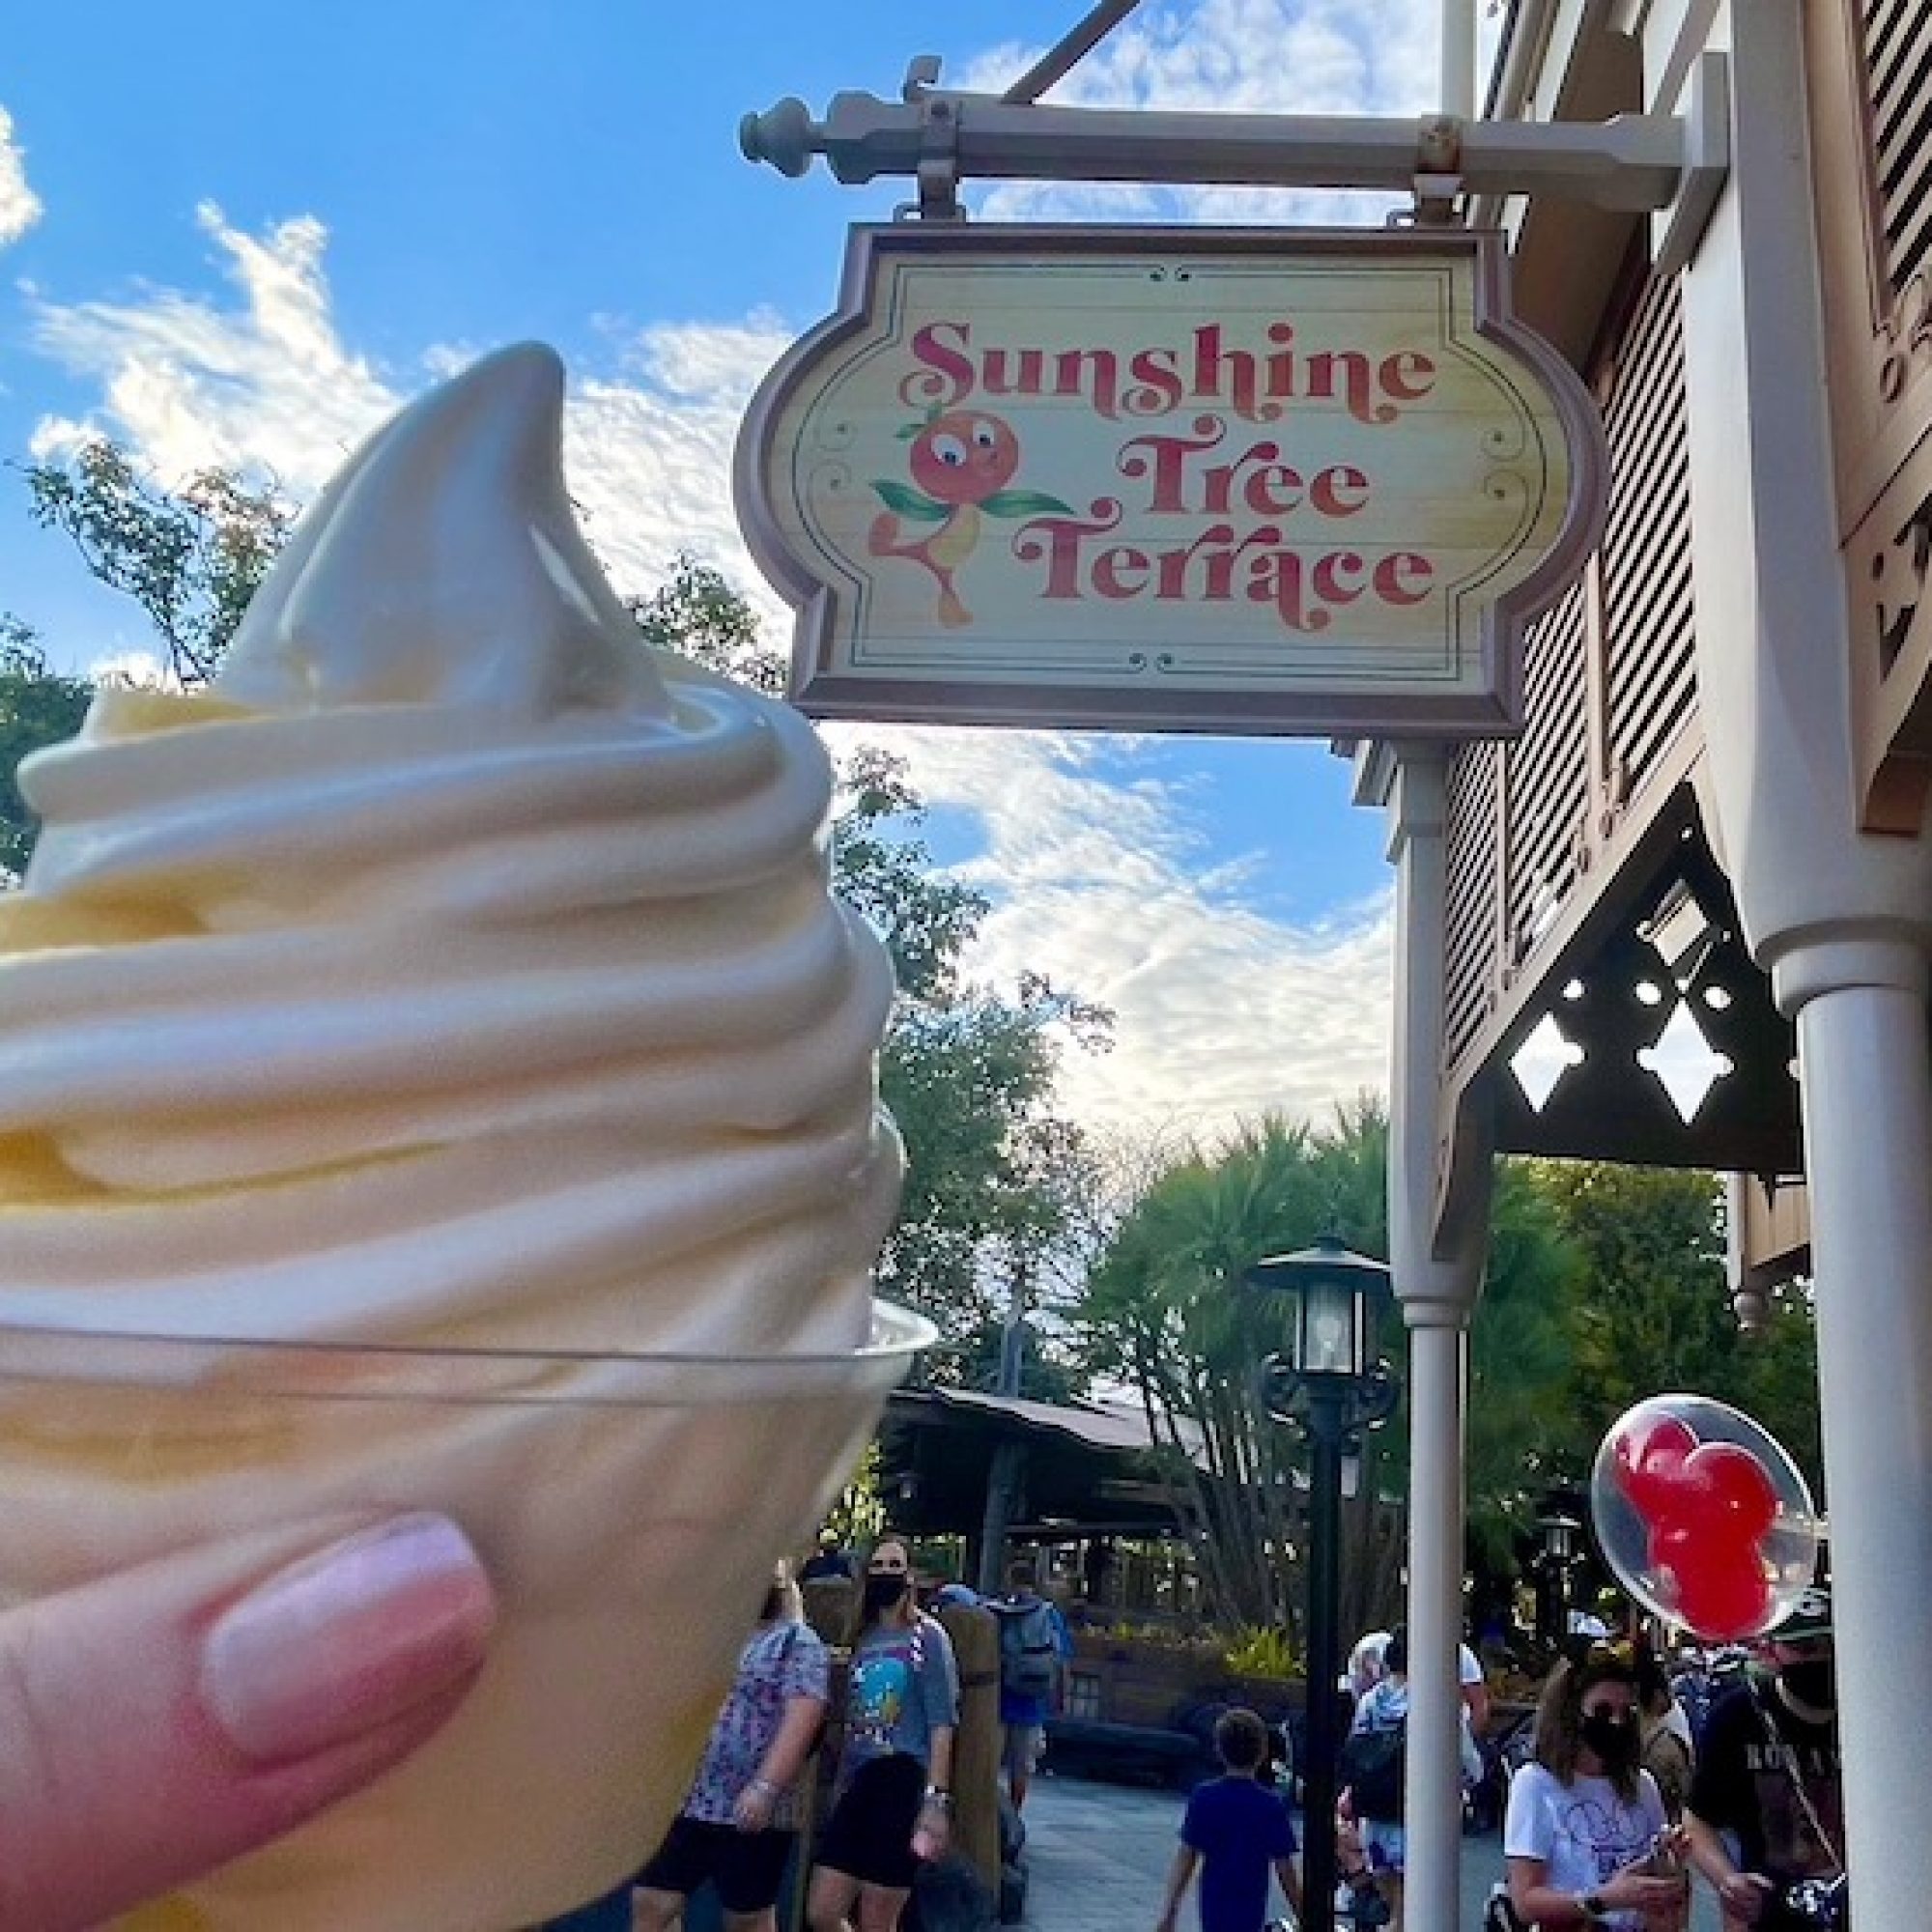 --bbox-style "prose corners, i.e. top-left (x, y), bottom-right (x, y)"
top-left (867, 410), bottom-right (1070, 627)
